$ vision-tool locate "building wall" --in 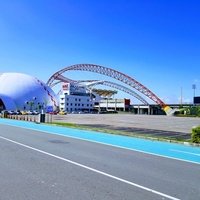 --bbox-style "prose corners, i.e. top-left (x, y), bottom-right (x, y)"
top-left (97, 98), bottom-right (130, 111)
top-left (60, 94), bottom-right (94, 112)
top-left (59, 83), bottom-right (132, 113)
